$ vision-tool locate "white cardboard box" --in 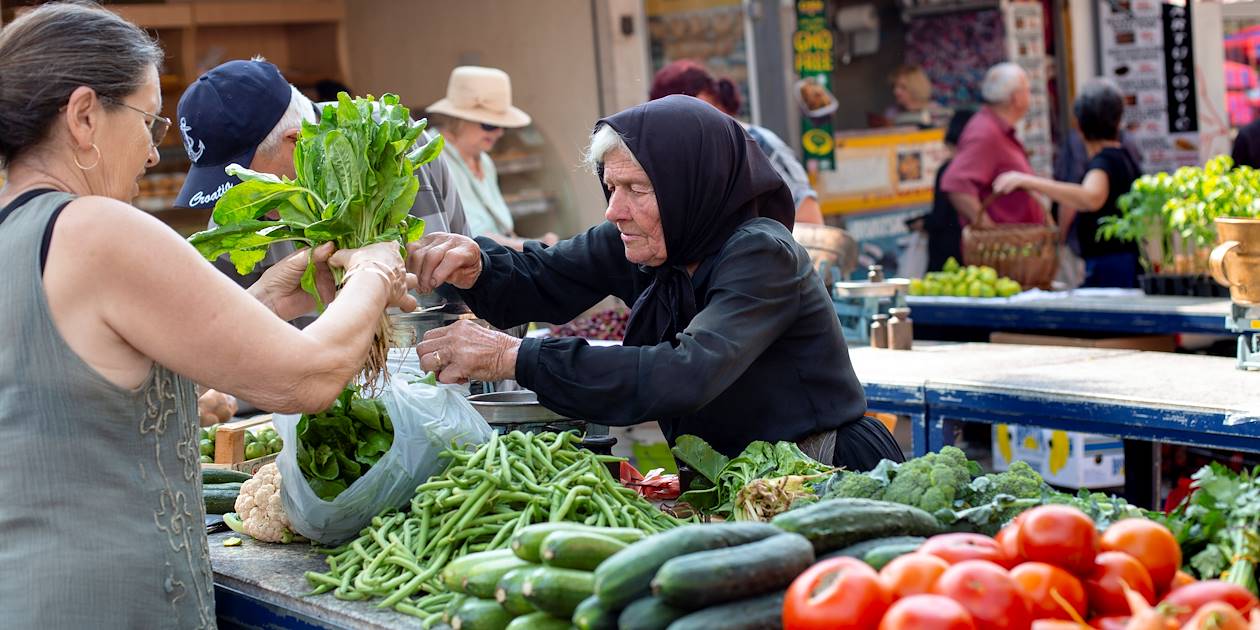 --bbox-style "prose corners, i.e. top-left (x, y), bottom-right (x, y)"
top-left (992, 424), bottom-right (1125, 489)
